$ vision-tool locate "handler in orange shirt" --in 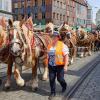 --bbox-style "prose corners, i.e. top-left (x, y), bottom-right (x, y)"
top-left (47, 31), bottom-right (69, 99)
